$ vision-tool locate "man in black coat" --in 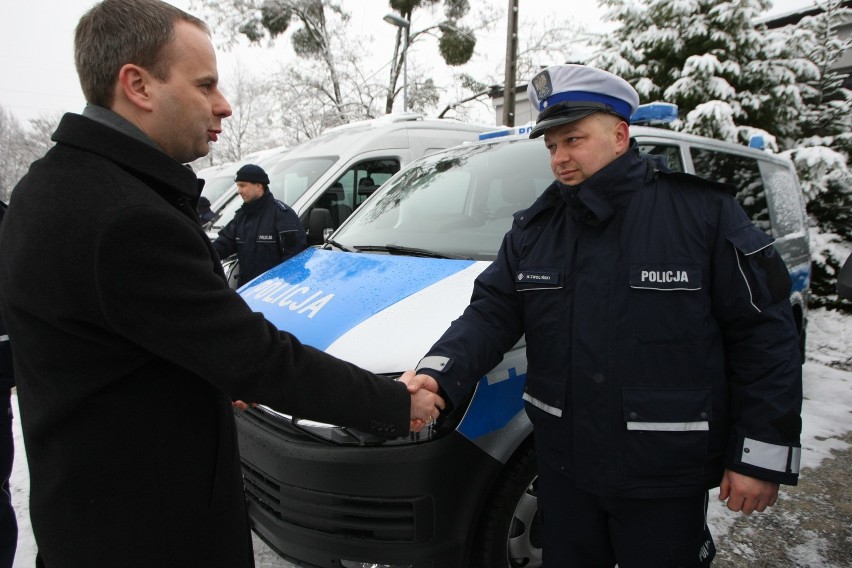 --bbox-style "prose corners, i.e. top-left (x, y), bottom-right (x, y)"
top-left (0, 200), bottom-right (15, 568)
top-left (212, 163), bottom-right (307, 285)
top-left (0, 1), bottom-right (442, 566)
